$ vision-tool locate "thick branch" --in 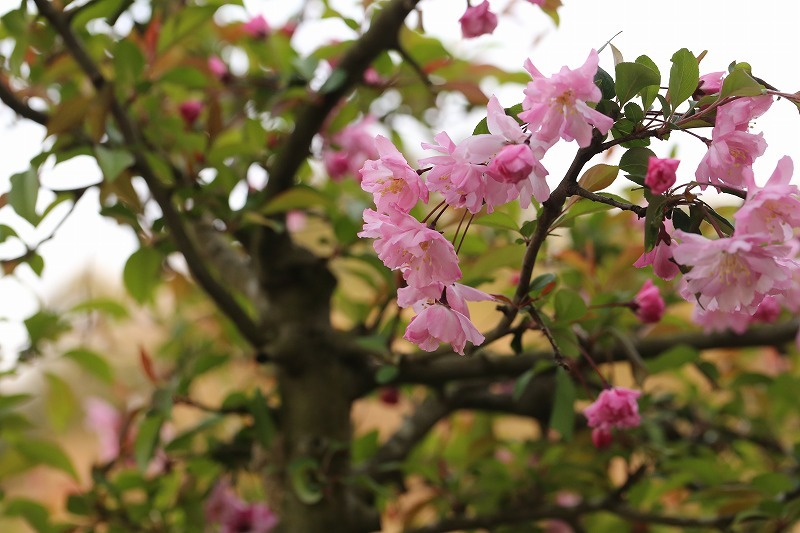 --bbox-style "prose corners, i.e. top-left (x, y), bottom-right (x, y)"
top-left (0, 76), bottom-right (49, 125)
top-left (264, 0), bottom-right (421, 201)
top-left (32, 0), bottom-right (265, 347)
